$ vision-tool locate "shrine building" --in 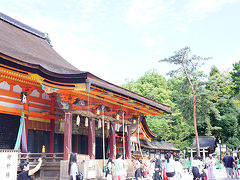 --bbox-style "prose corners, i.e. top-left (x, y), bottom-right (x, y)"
top-left (0, 12), bottom-right (172, 163)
